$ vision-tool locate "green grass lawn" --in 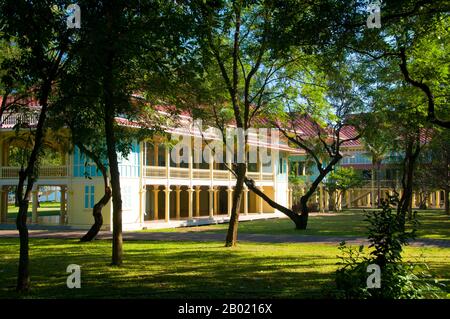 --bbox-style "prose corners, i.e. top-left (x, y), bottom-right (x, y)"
top-left (141, 209), bottom-right (450, 240)
top-left (7, 201), bottom-right (61, 219)
top-left (0, 239), bottom-right (448, 299)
